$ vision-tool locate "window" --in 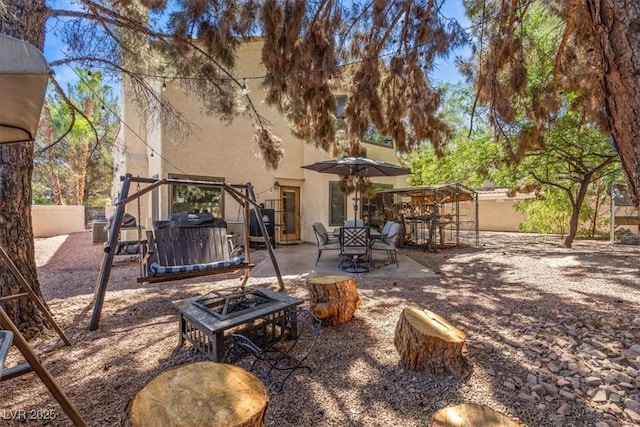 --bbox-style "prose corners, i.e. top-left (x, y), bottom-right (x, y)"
top-left (364, 125), bottom-right (393, 148)
top-left (329, 181), bottom-right (346, 226)
top-left (169, 174), bottom-right (224, 218)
